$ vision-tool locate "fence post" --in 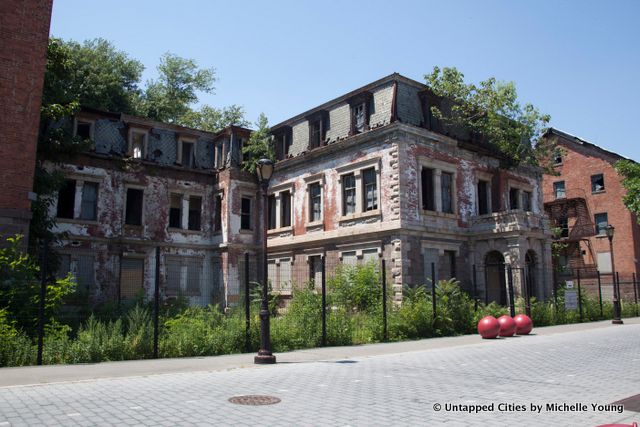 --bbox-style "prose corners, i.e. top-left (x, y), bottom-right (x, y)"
top-left (382, 259), bottom-right (388, 342)
top-left (616, 272), bottom-right (622, 315)
top-left (633, 273), bottom-right (638, 317)
top-left (431, 262), bottom-right (437, 328)
top-left (472, 264), bottom-right (478, 311)
top-left (597, 270), bottom-right (604, 318)
top-left (523, 267), bottom-right (531, 318)
top-left (244, 252), bottom-right (250, 353)
top-left (37, 238), bottom-right (48, 366)
top-left (484, 267), bottom-right (489, 305)
top-left (321, 255), bottom-right (327, 347)
top-left (153, 246), bottom-right (160, 359)
top-left (507, 265), bottom-right (515, 317)
top-left (577, 268), bottom-right (583, 322)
